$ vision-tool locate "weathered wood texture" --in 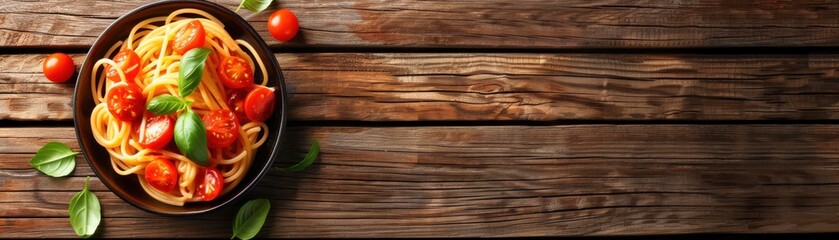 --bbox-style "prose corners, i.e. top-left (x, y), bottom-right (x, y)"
top-left (4, 125), bottom-right (839, 237)
top-left (6, 53), bottom-right (839, 121)
top-left (7, 0), bottom-right (839, 48)
top-left (6, 0), bottom-right (839, 238)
